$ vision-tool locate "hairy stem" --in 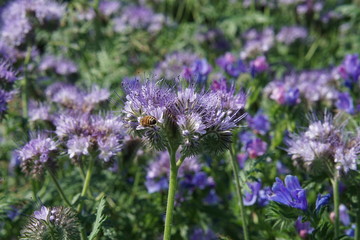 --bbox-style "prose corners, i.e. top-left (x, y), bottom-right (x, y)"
top-left (229, 146), bottom-right (250, 240)
top-left (48, 170), bottom-right (72, 208)
top-left (163, 147), bottom-right (178, 240)
top-left (77, 156), bottom-right (95, 213)
top-left (332, 176), bottom-right (340, 239)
